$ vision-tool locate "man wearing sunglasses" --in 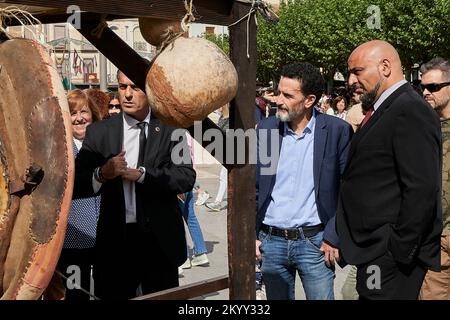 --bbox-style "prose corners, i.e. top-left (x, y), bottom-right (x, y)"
top-left (421, 58), bottom-right (450, 118)
top-left (419, 57), bottom-right (450, 300)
